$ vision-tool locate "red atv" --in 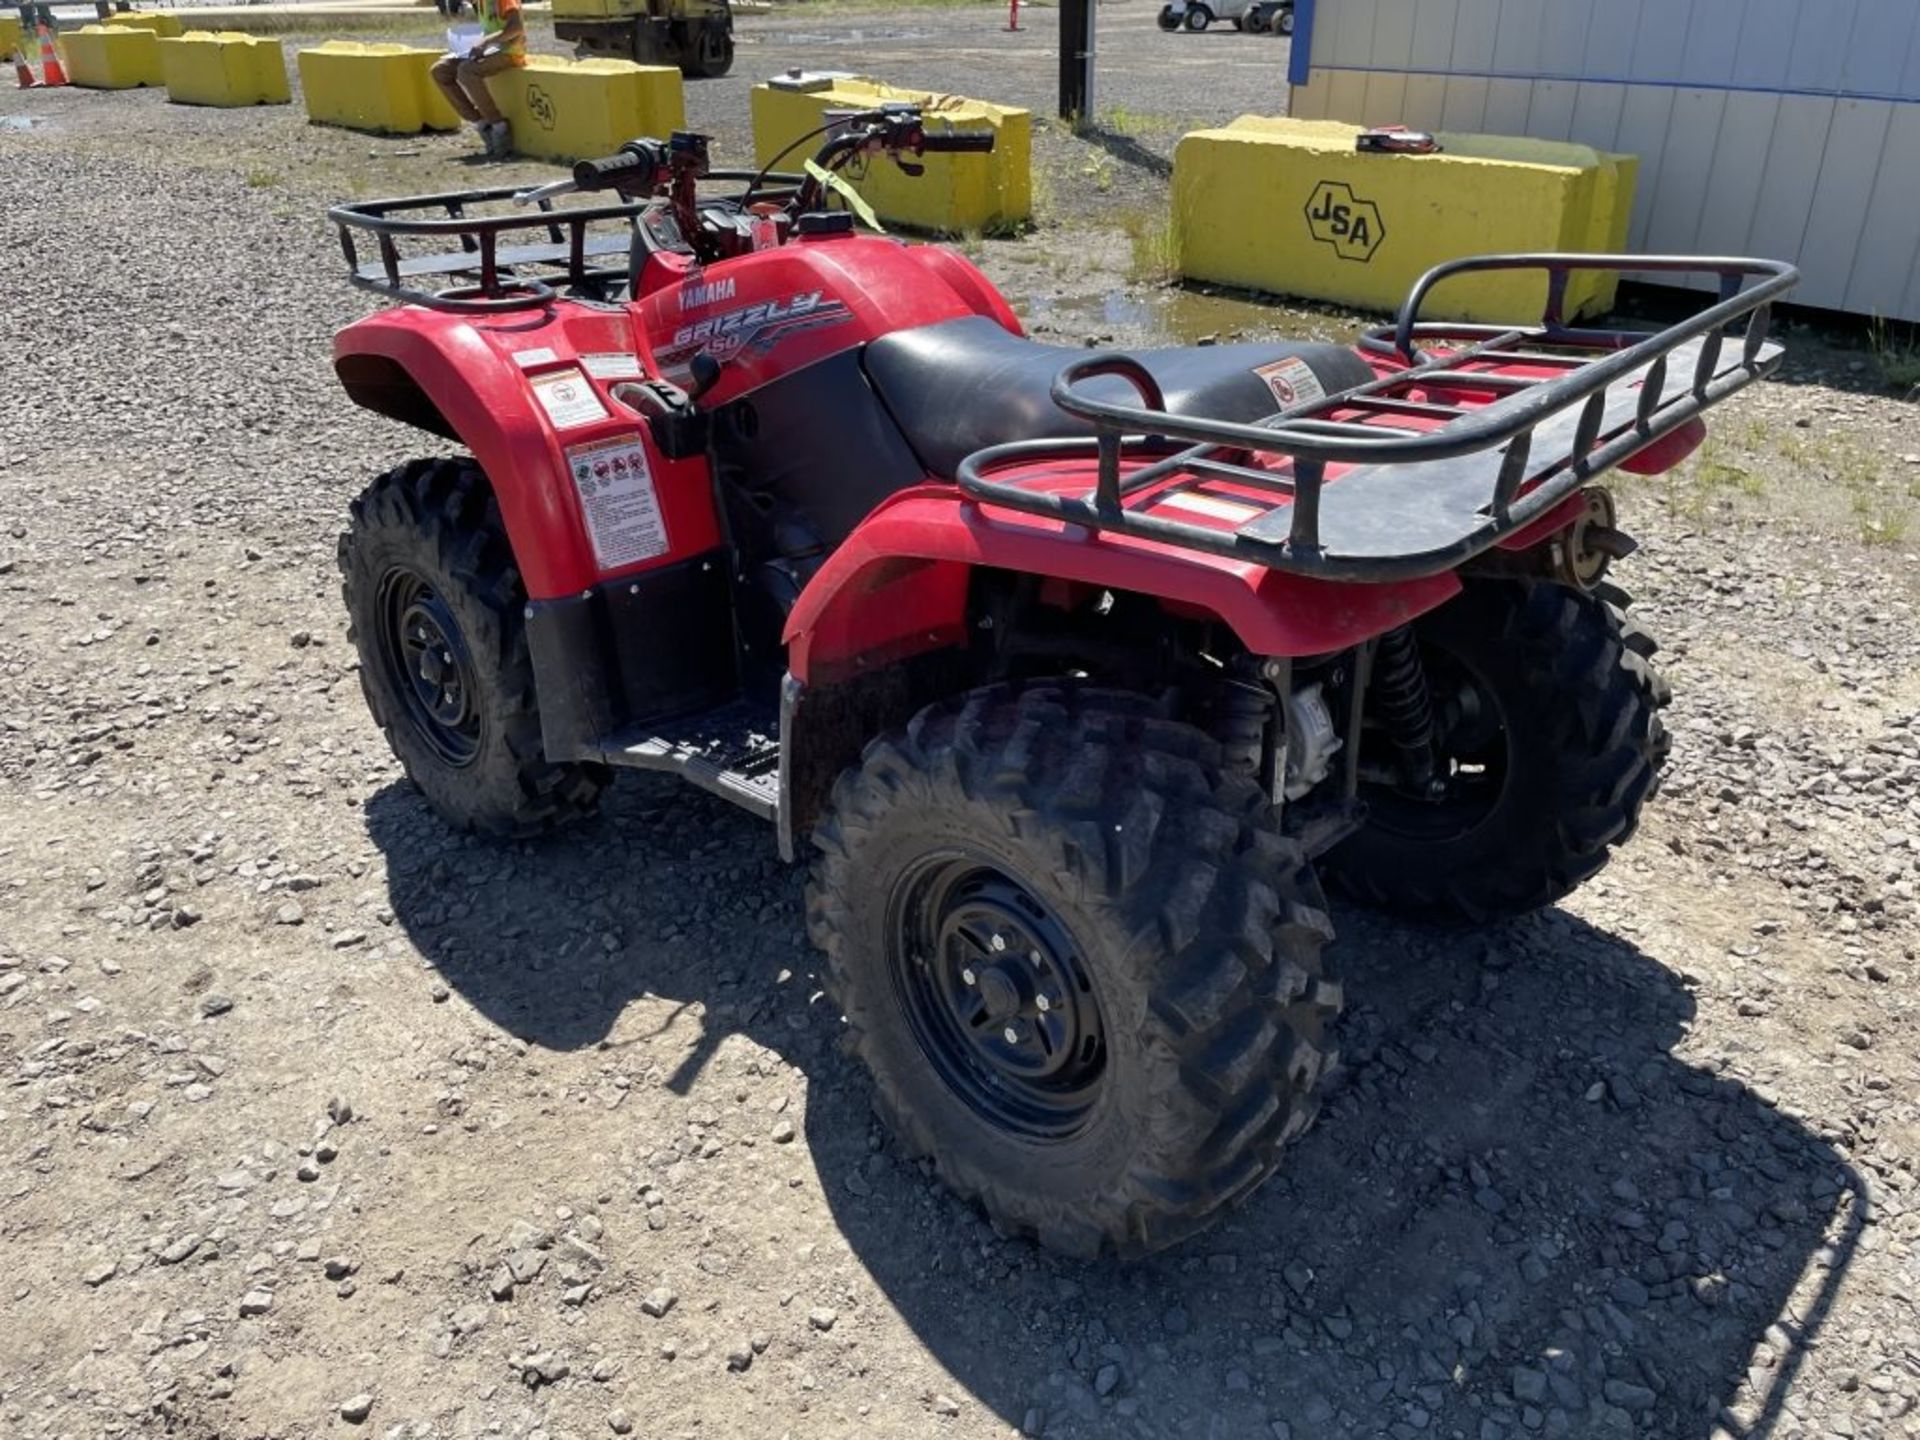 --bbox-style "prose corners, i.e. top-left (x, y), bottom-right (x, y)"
top-left (330, 109), bottom-right (1794, 1256)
